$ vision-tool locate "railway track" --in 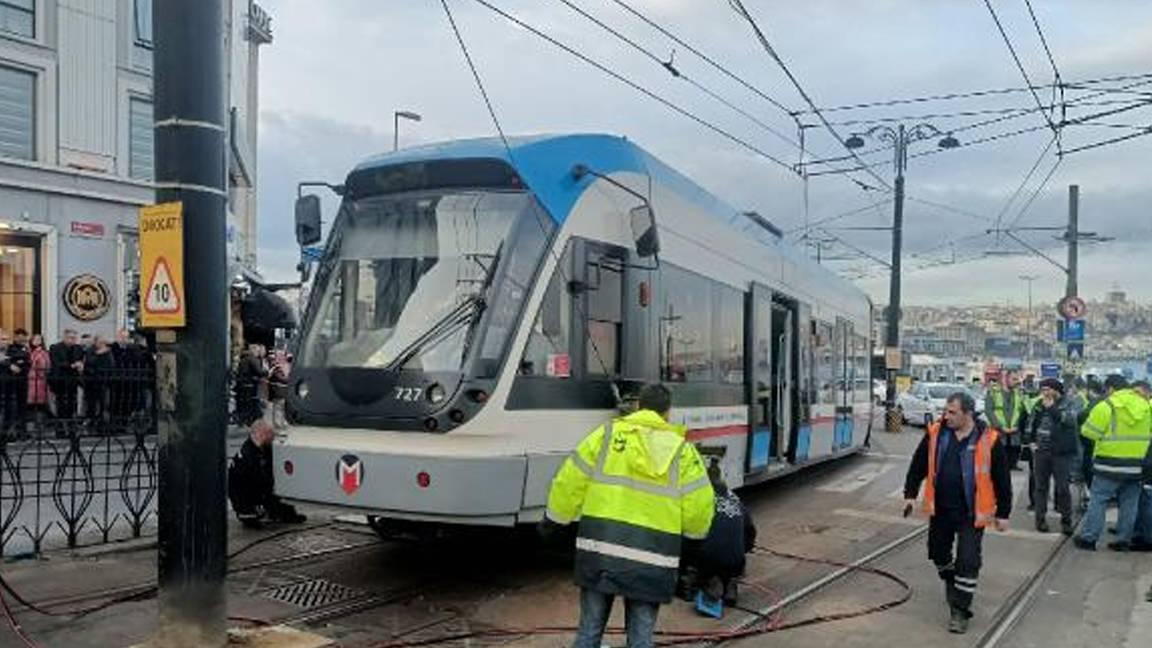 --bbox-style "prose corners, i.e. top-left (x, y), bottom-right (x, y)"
top-left (9, 526), bottom-right (383, 616)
